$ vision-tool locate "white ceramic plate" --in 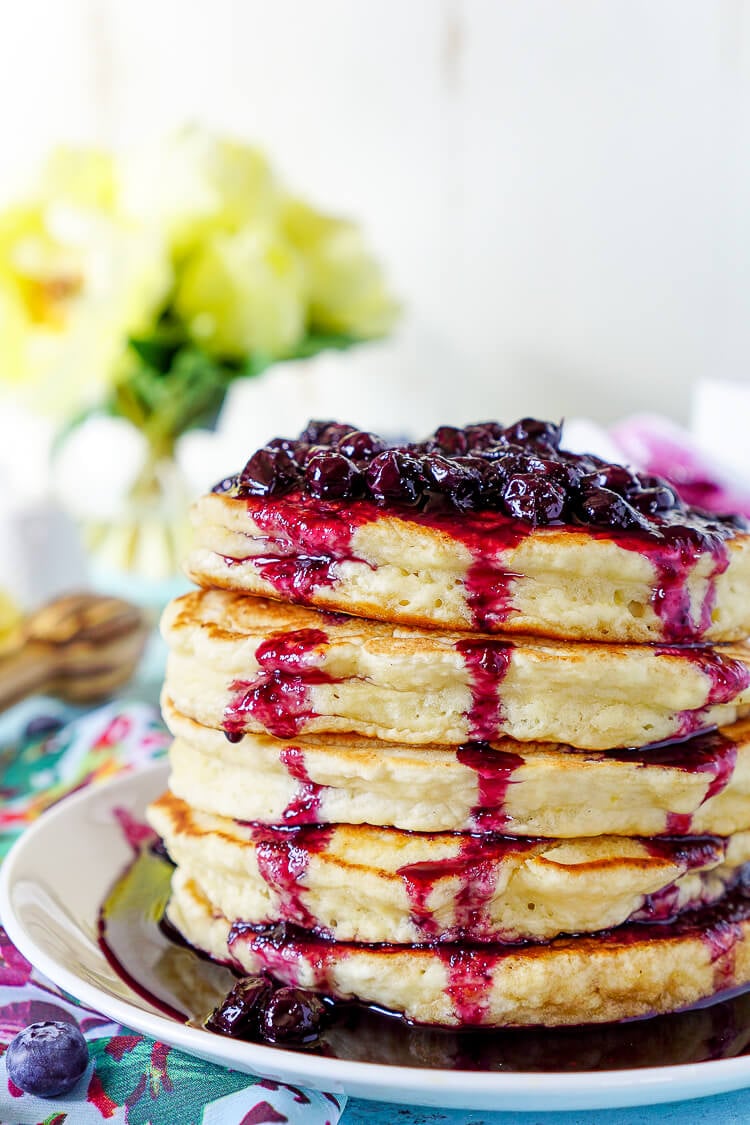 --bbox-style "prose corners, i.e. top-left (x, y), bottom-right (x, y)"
top-left (3, 763), bottom-right (750, 1112)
